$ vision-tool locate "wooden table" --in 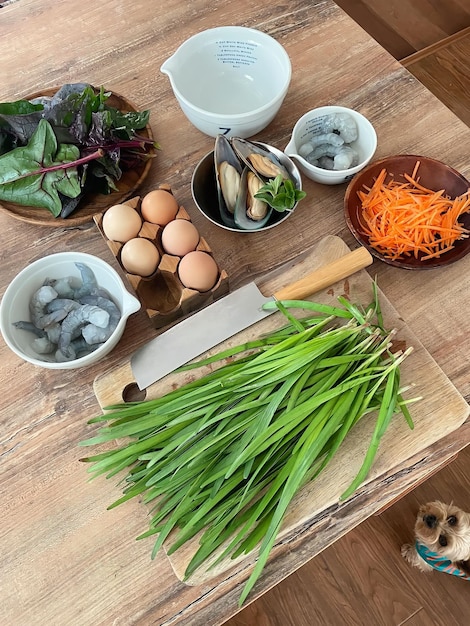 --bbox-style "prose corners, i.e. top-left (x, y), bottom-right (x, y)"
top-left (1, 1), bottom-right (469, 625)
